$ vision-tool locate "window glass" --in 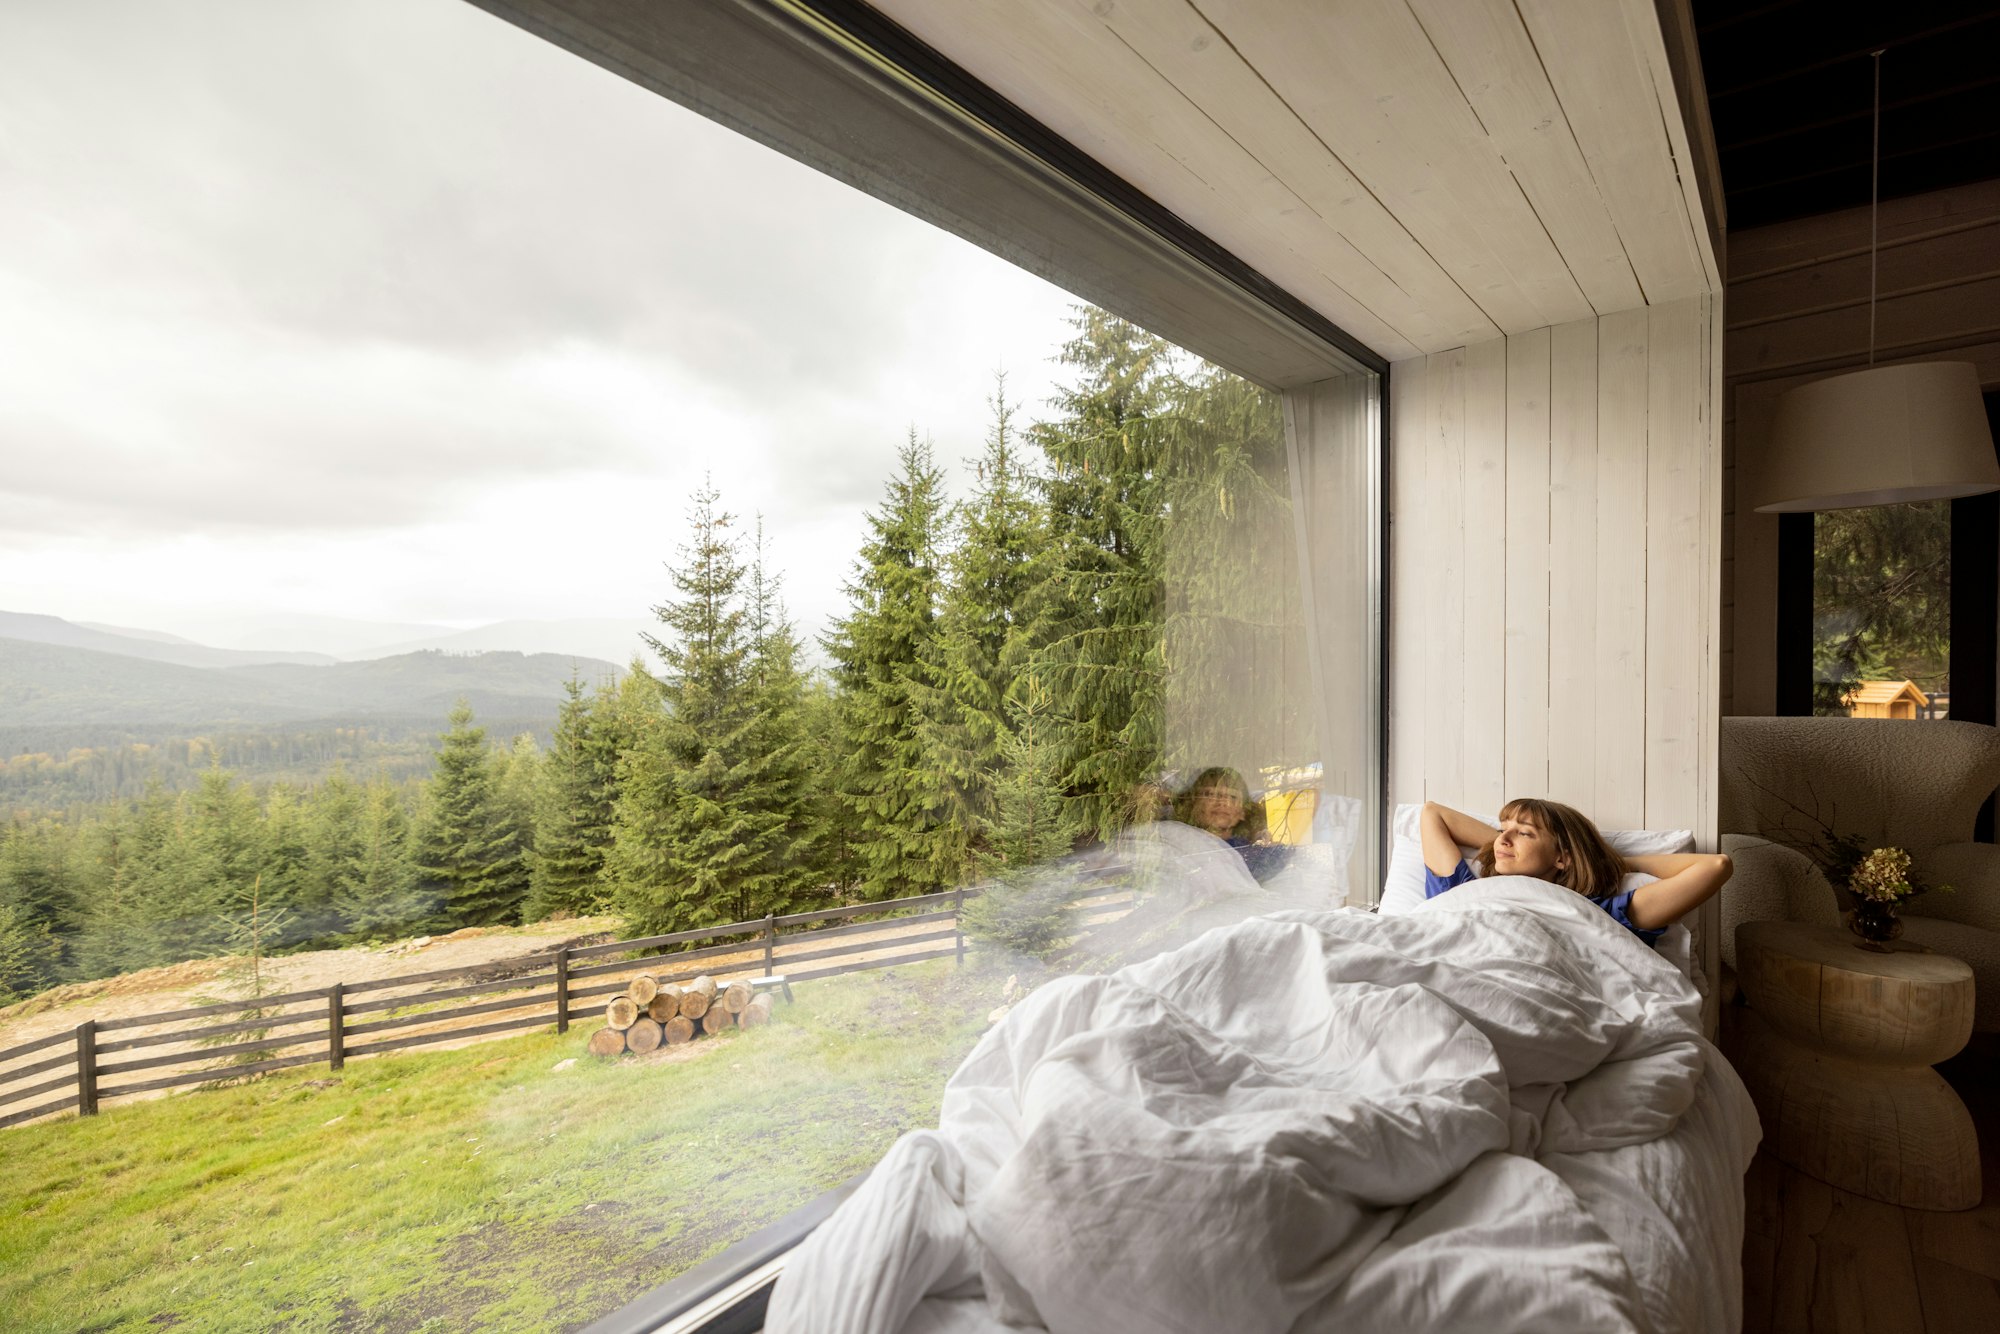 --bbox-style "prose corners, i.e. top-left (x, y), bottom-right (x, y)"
top-left (0, 3), bottom-right (1378, 1330)
top-left (1812, 502), bottom-right (1950, 718)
